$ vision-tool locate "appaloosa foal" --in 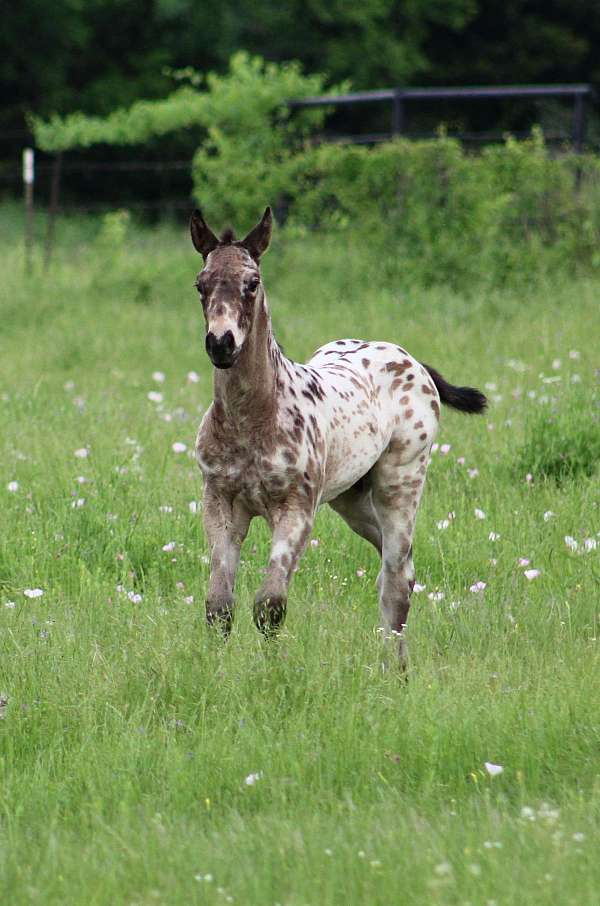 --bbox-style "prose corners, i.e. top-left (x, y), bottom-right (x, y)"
top-left (191, 207), bottom-right (486, 663)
